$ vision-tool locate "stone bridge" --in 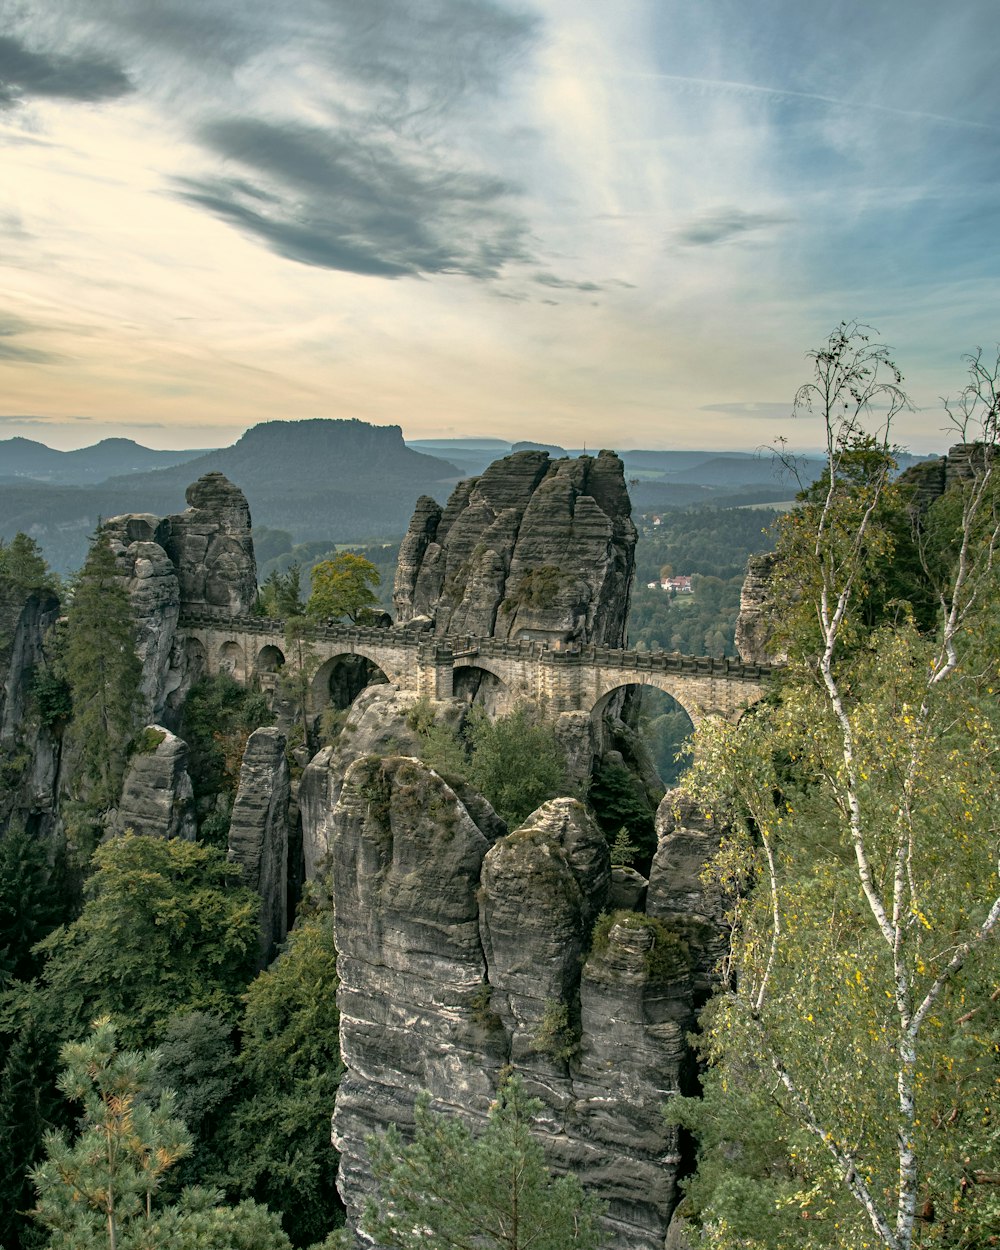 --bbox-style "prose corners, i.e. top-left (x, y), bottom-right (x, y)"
top-left (178, 613), bottom-right (773, 726)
